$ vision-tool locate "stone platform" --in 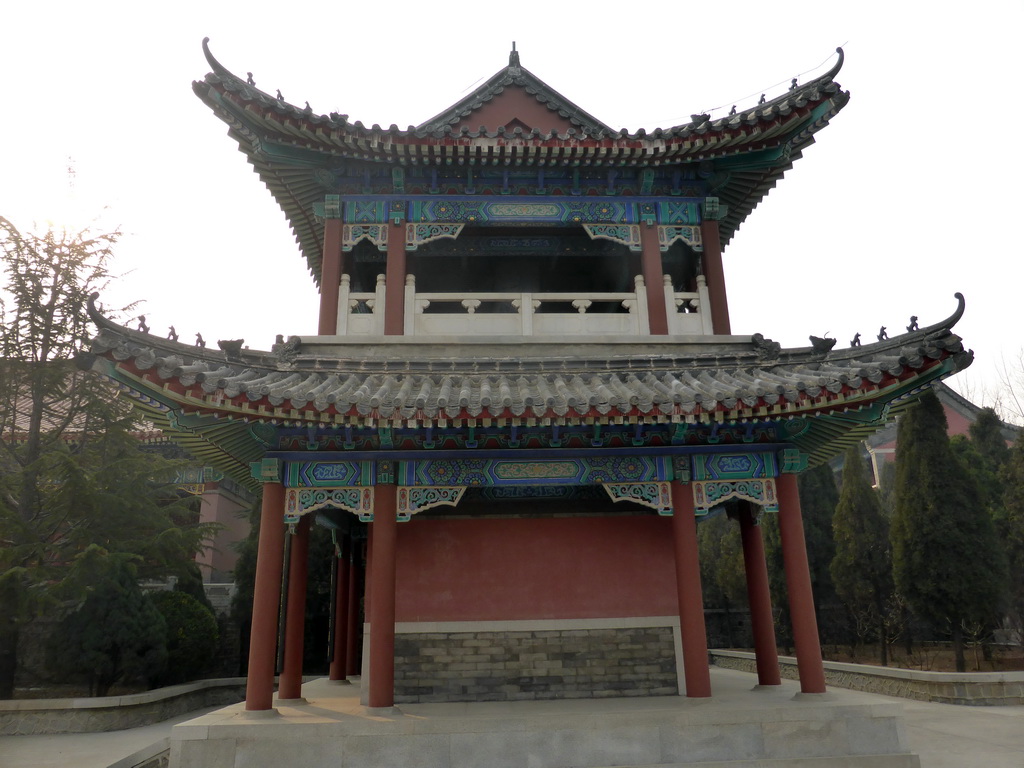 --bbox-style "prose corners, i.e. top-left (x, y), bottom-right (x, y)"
top-left (169, 668), bottom-right (920, 767)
